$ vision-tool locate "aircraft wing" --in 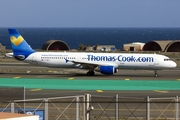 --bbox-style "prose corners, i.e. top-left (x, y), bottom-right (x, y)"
top-left (67, 59), bottom-right (118, 69)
